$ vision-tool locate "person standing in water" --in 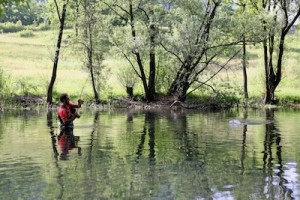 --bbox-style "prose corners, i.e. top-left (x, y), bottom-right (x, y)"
top-left (57, 93), bottom-right (83, 136)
